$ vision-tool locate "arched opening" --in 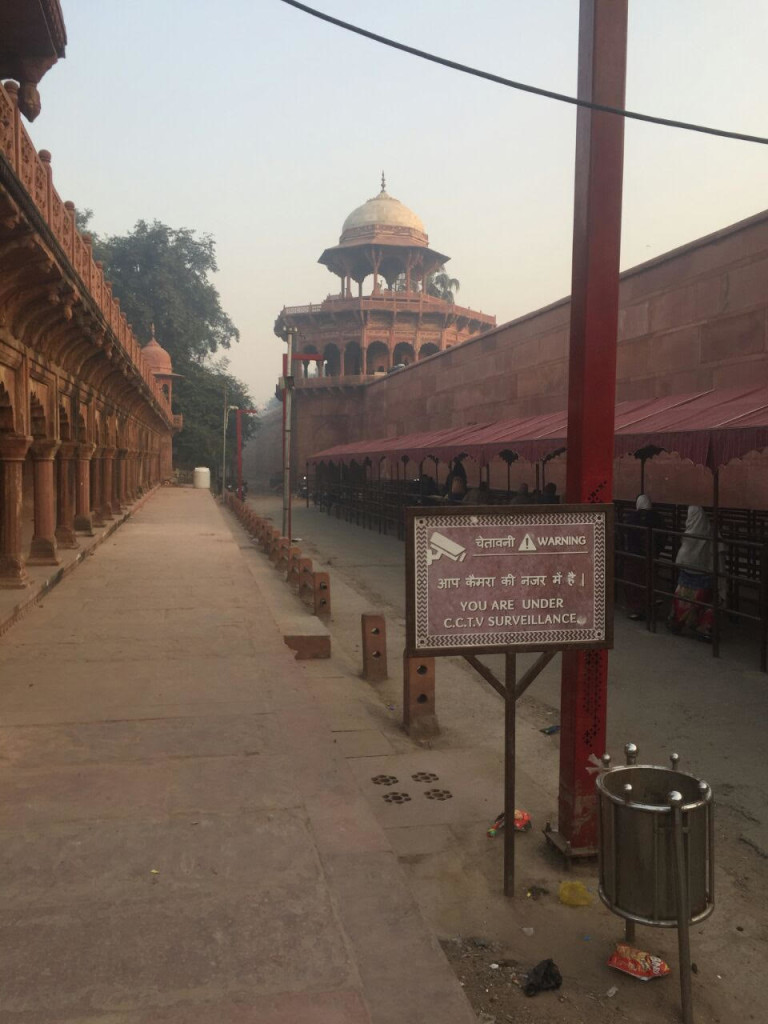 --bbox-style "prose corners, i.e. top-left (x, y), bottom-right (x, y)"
top-left (419, 343), bottom-right (439, 360)
top-left (366, 341), bottom-right (389, 374)
top-left (0, 381), bottom-right (14, 433)
top-left (322, 343), bottom-right (341, 378)
top-left (58, 402), bottom-right (71, 442)
top-left (301, 344), bottom-right (321, 378)
top-left (393, 342), bottom-right (415, 366)
top-left (30, 394), bottom-right (46, 439)
top-left (344, 341), bottom-right (362, 376)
